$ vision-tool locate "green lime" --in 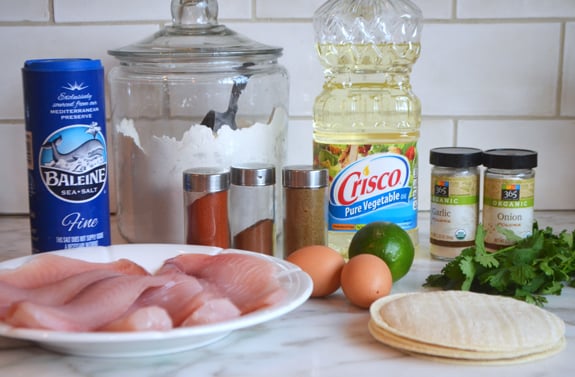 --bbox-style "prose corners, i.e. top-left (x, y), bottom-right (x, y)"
top-left (348, 221), bottom-right (415, 282)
